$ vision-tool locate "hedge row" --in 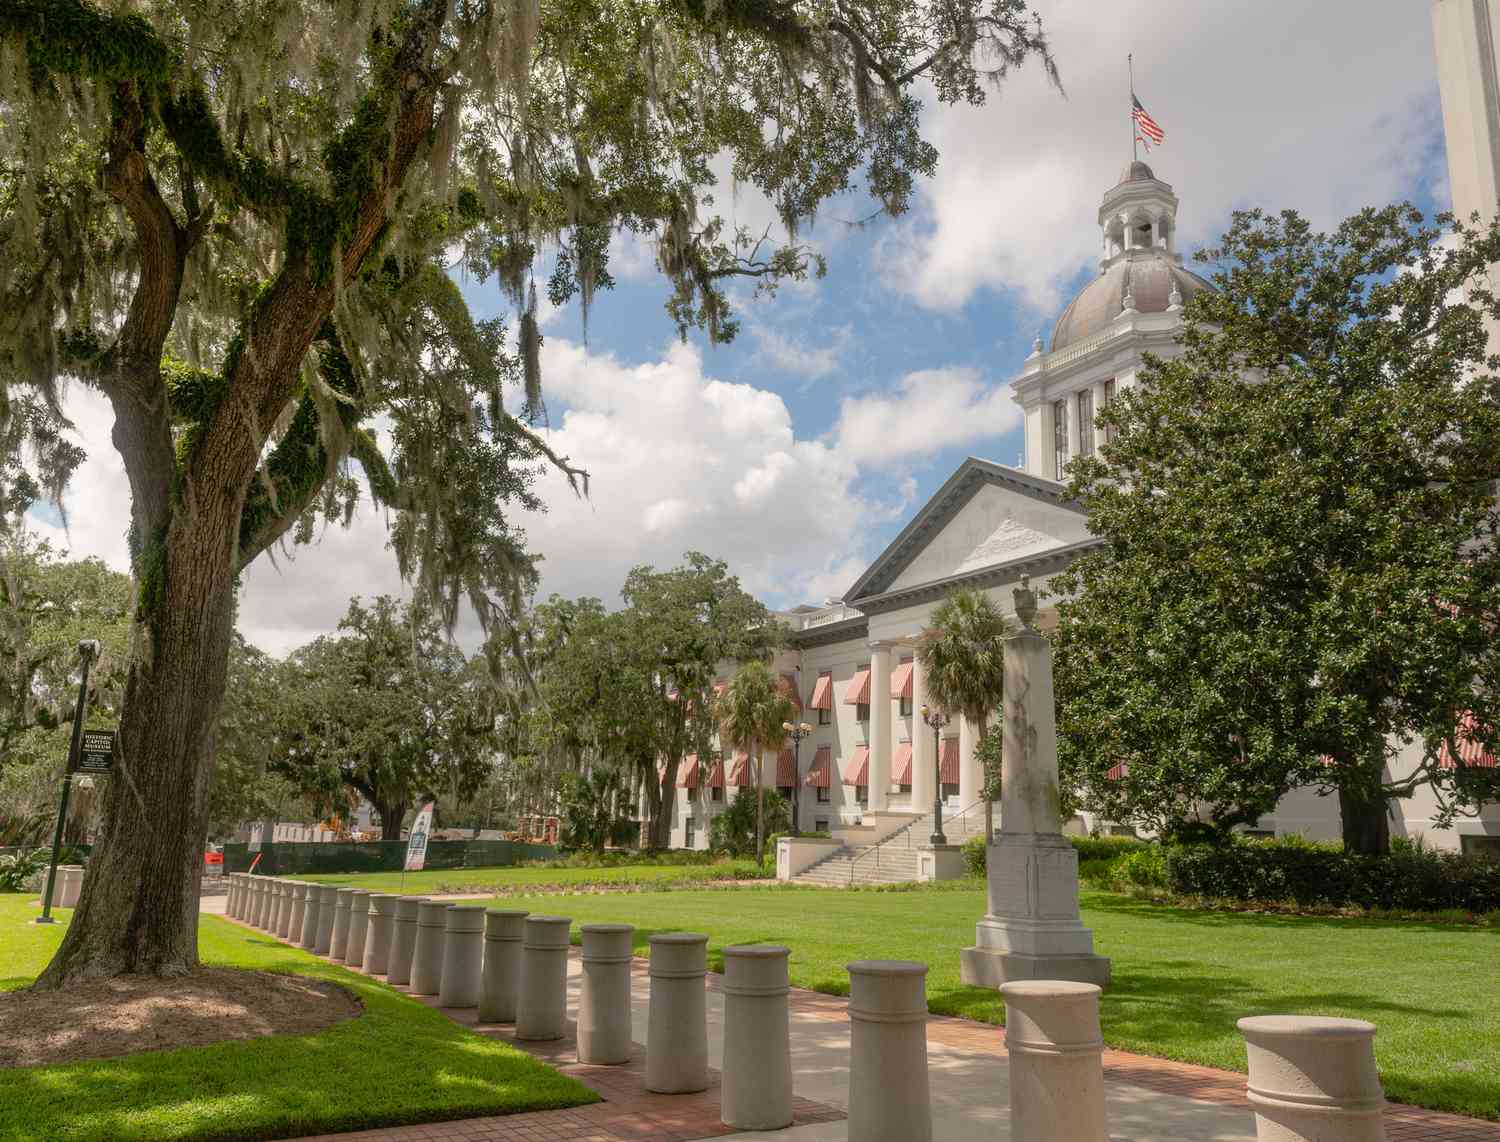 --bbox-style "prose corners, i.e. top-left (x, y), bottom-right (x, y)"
top-left (1163, 838), bottom-right (1500, 913)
